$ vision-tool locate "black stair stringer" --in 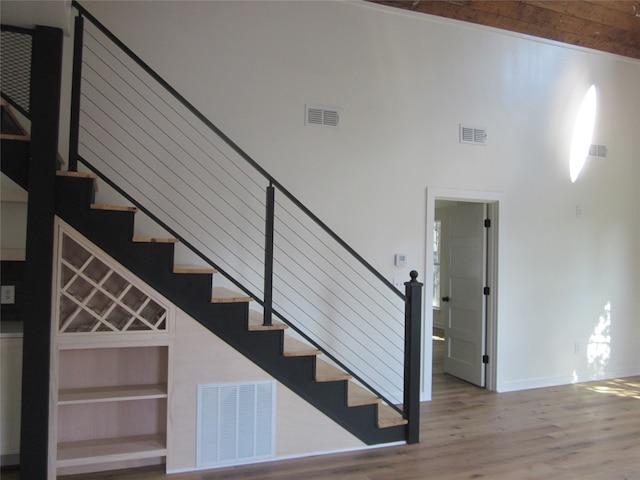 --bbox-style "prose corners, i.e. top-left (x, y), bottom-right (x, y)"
top-left (54, 174), bottom-right (407, 446)
top-left (197, 313), bottom-right (406, 445)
